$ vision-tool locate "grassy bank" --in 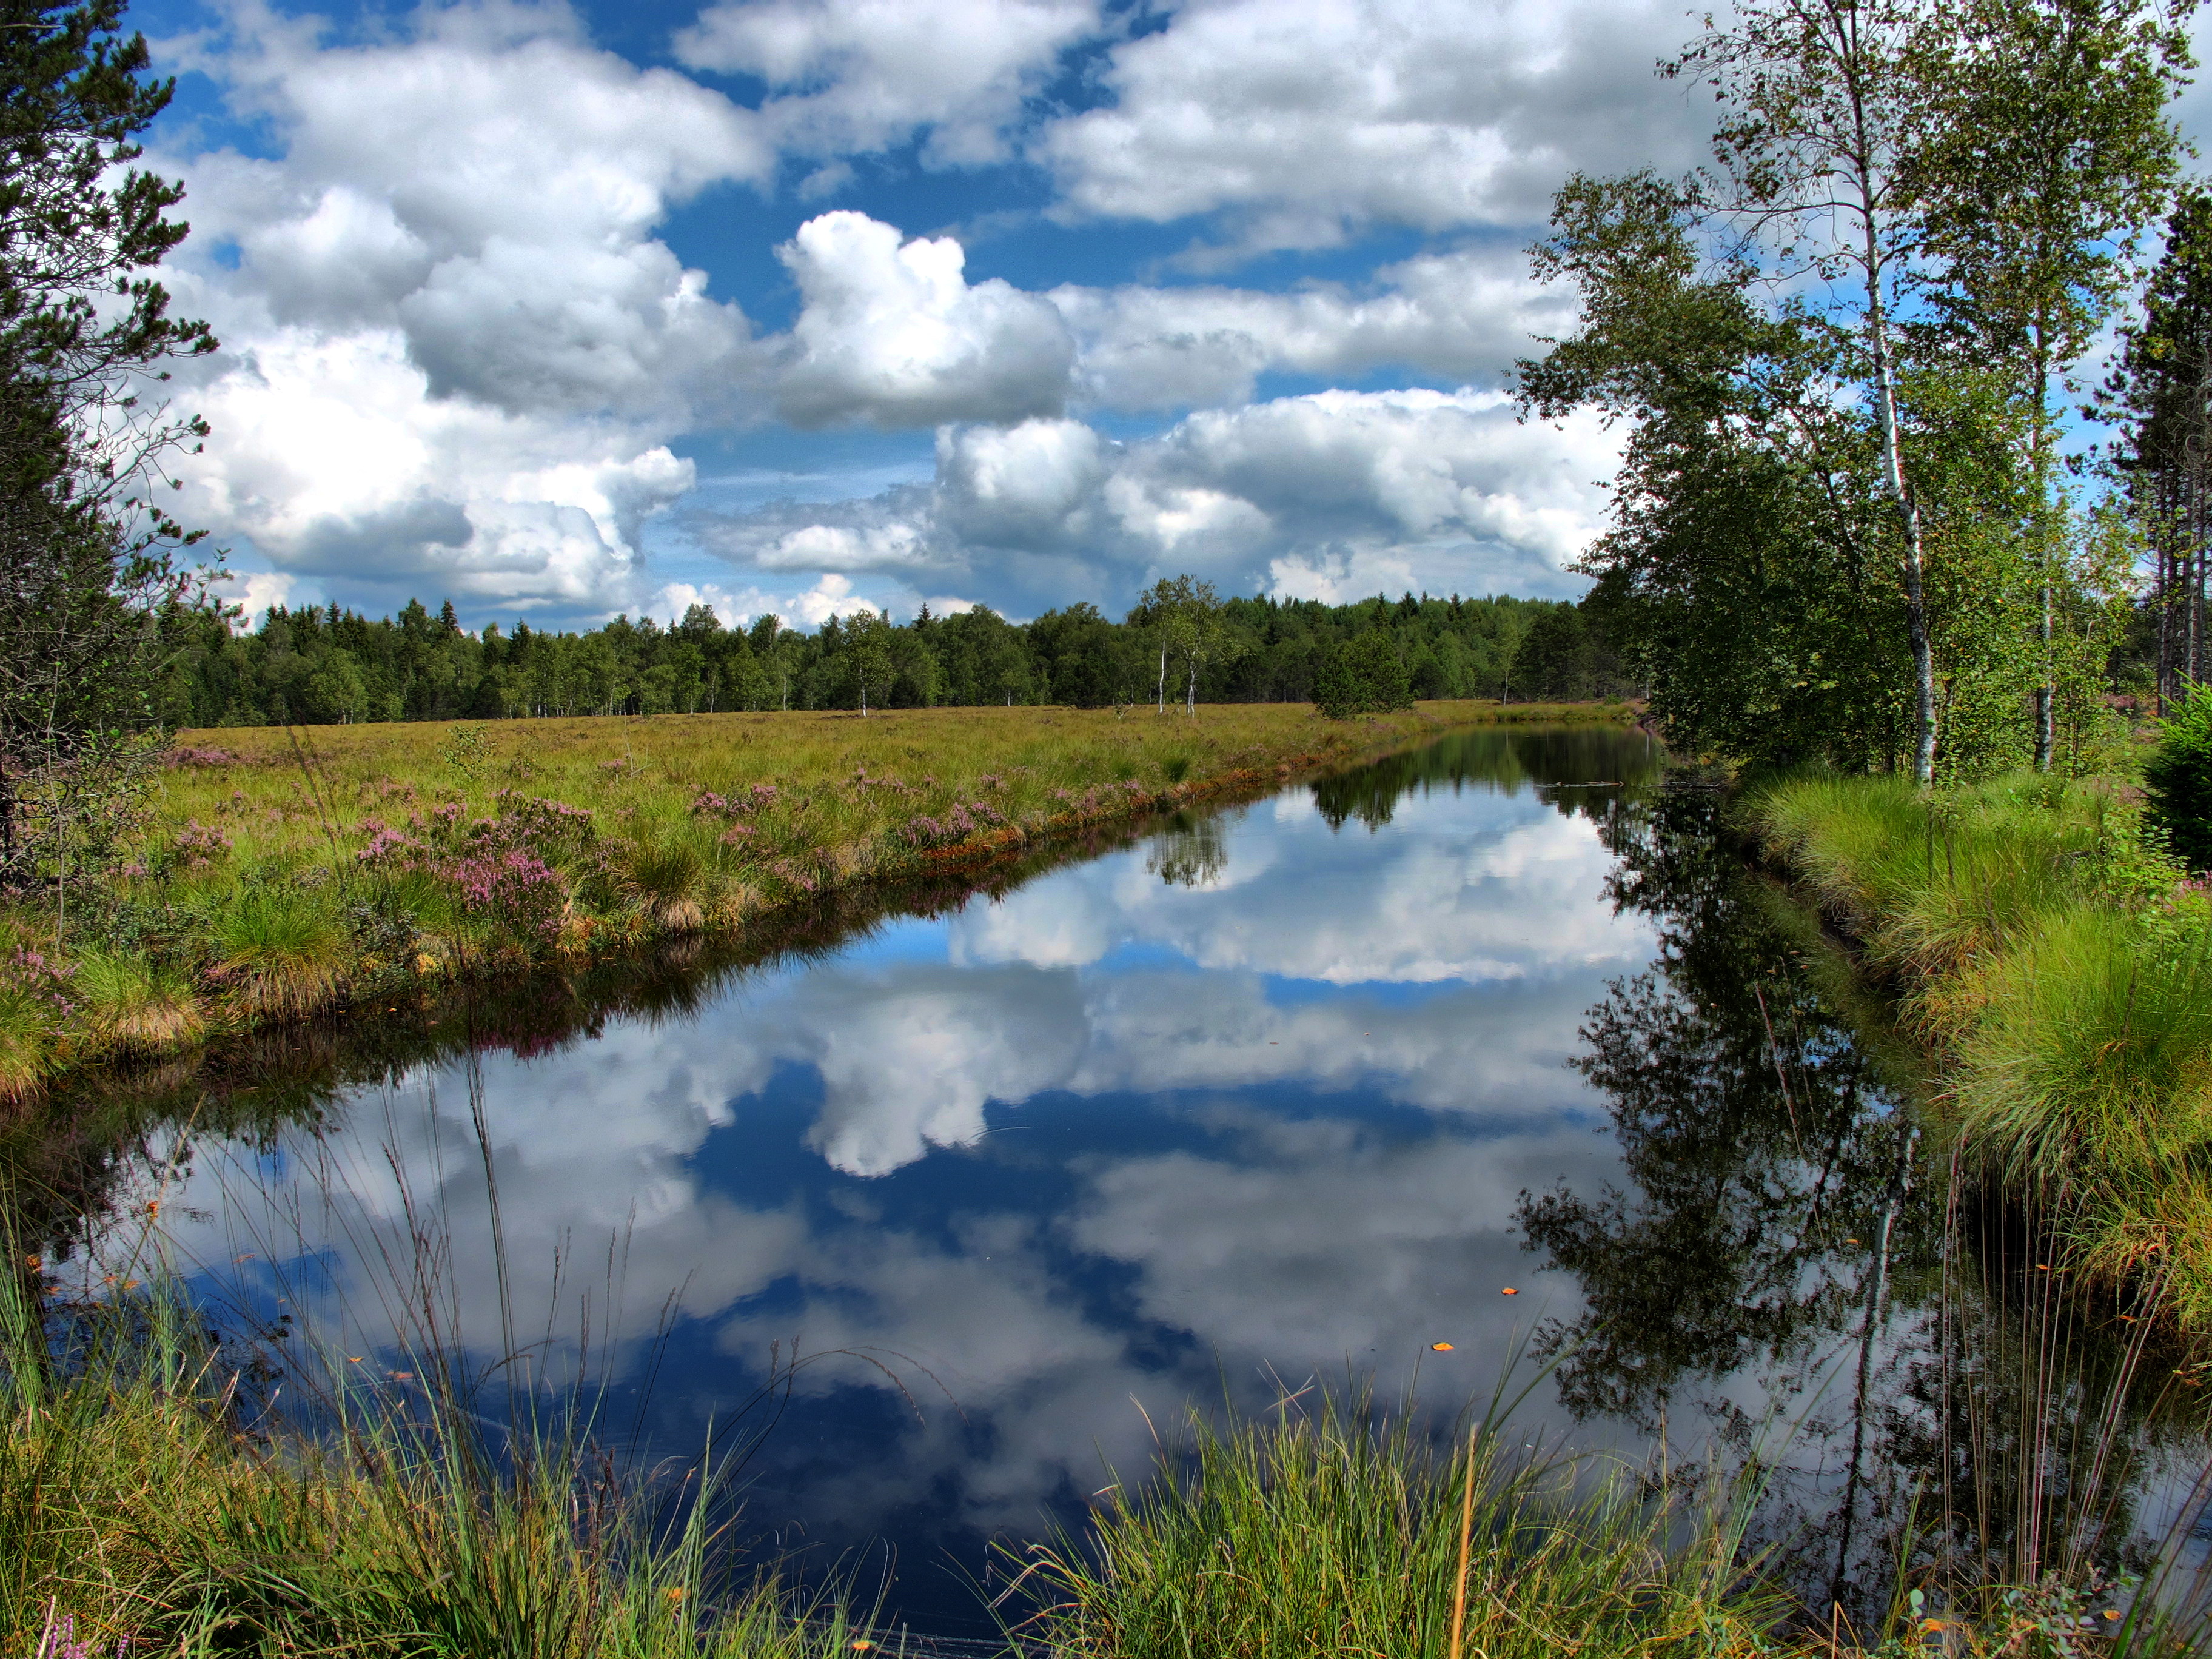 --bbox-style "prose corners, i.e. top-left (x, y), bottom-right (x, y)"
top-left (1751, 773), bottom-right (2212, 1336)
top-left (1015, 1390), bottom-right (2192, 1658)
top-left (2, 1266), bottom-right (863, 1658)
top-left (13, 1270), bottom-right (2170, 1658)
top-left (0, 700), bottom-right (1630, 1105)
